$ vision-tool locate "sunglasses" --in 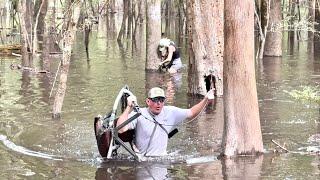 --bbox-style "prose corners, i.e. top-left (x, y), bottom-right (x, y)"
top-left (149, 97), bottom-right (166, 103)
